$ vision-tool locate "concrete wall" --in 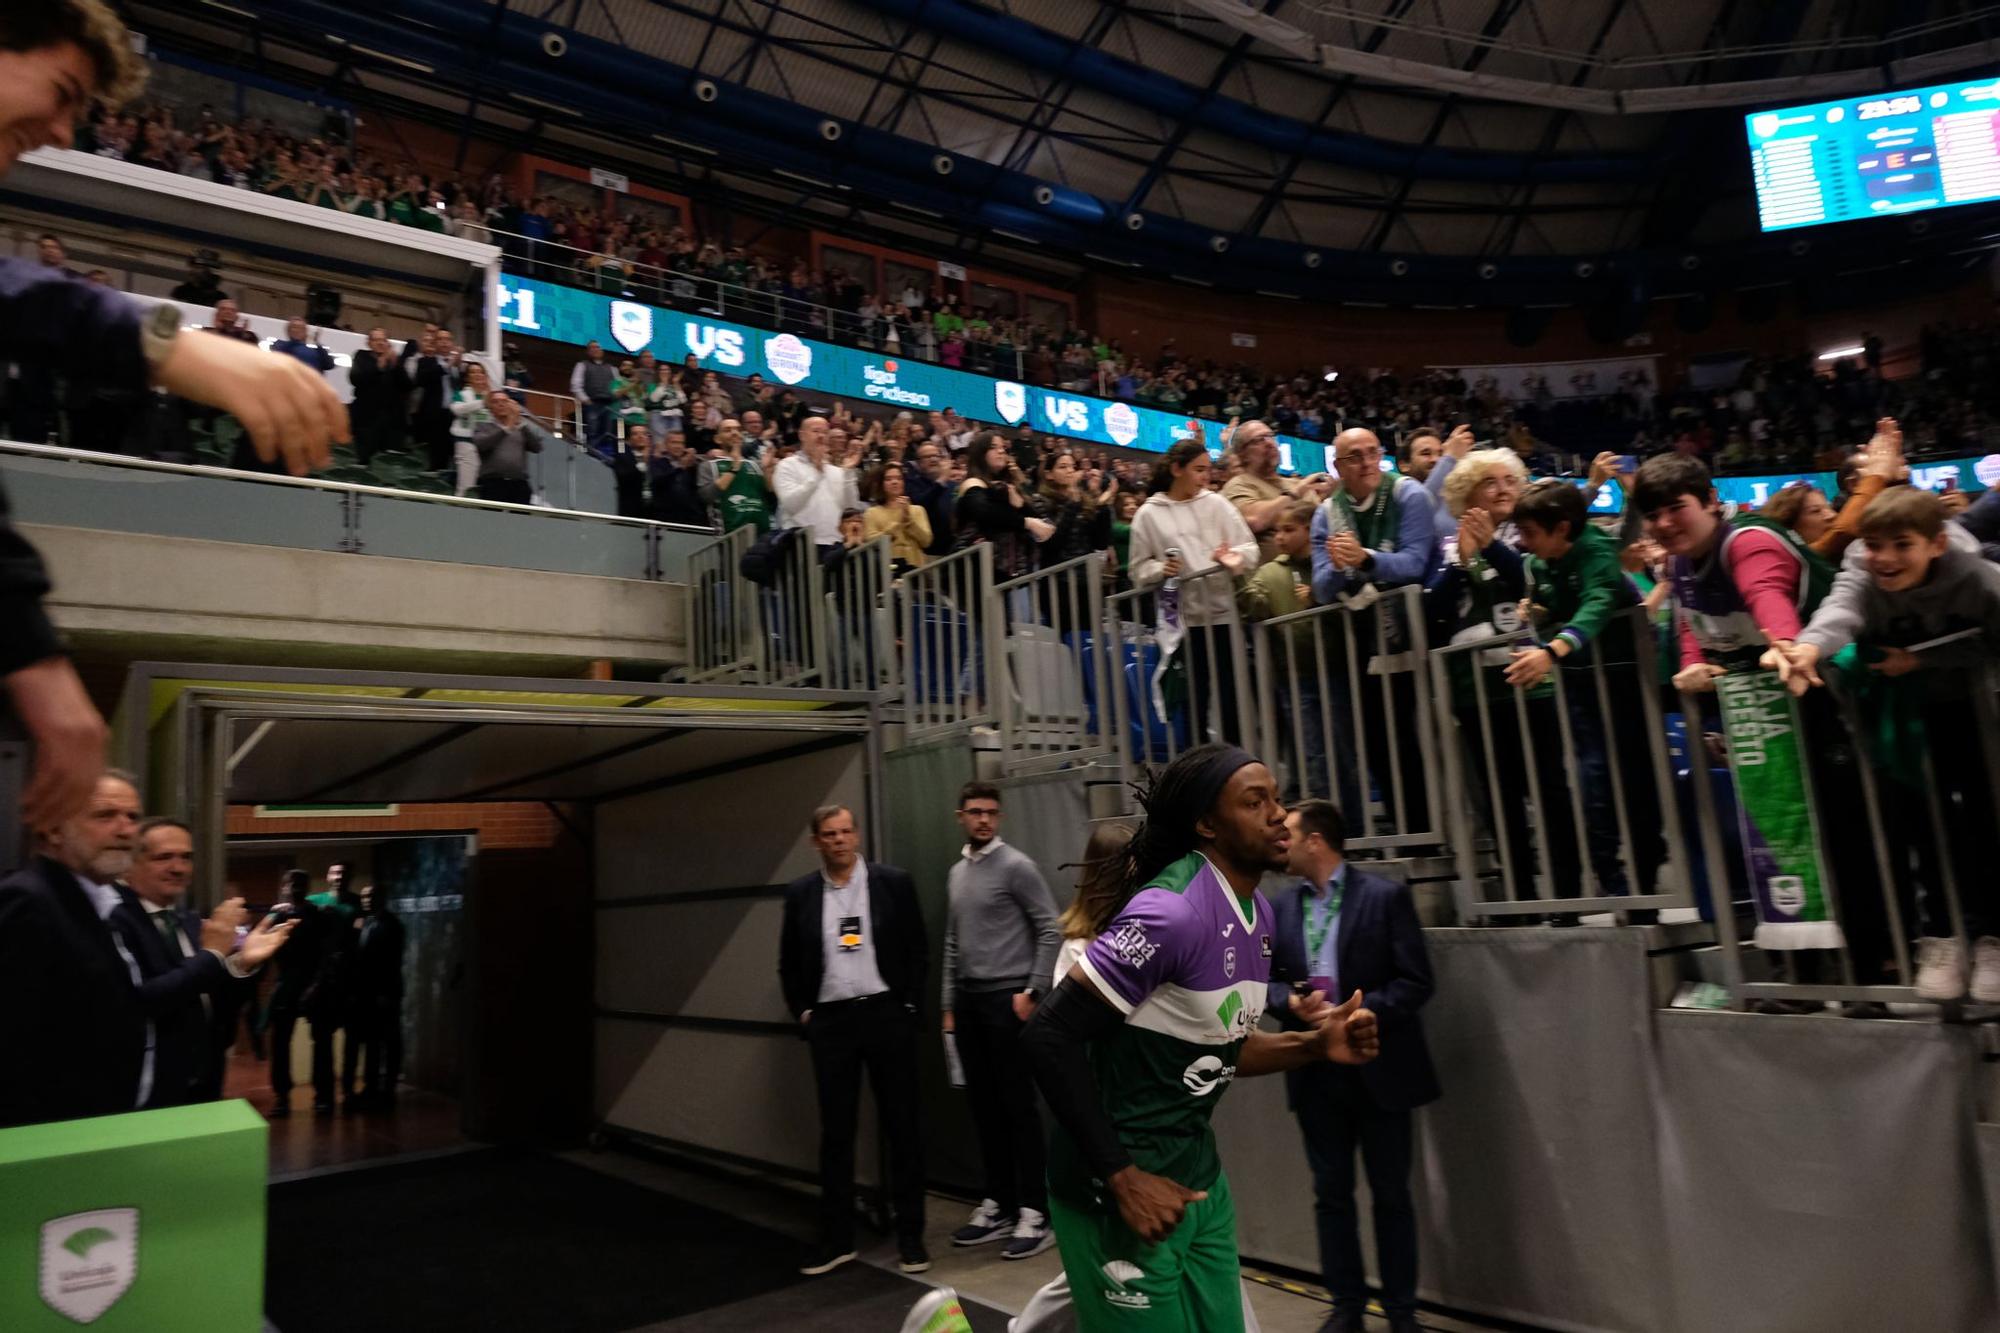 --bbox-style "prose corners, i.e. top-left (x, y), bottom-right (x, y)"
top-left (27, 523), bottom-right (685, 674)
